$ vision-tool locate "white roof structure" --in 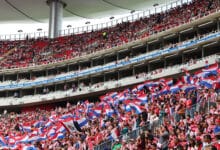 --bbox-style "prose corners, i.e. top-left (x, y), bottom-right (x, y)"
top-left (0, 0), bottom-right (179, 34)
